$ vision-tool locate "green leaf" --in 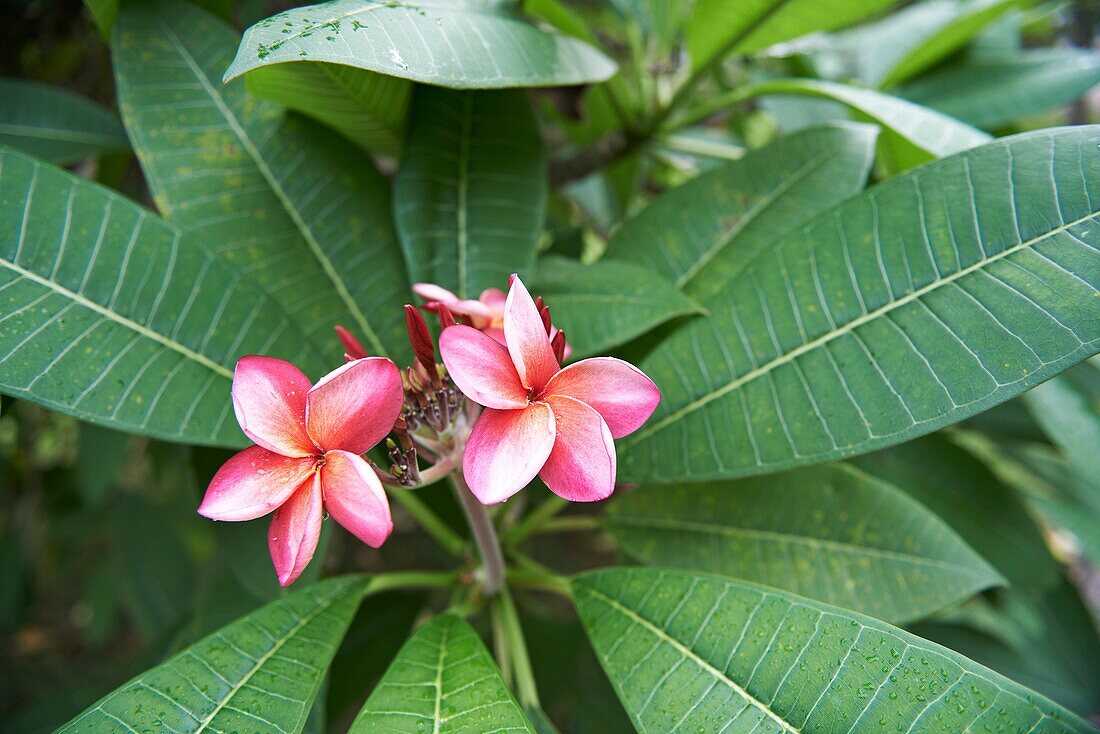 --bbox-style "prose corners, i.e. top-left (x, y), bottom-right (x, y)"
top-left (244, 63), bottom-right (410, 156)
top-left (878, 0), bottom-right (1021, 89)
top-left (58, 575), bottom-right (368, 734)
top-left (350, 614), bottom-right (536, 733)
top-left (225, 0), bottom-right (617, 89)
top-left (743, 79), bottom-right (991, 169)
top-left (914, 581), bottom-right (1100, 717)
top-left (113, 0), bottom-right (410, 362)
top-left (899, 49), bottom-right (1100, 131)
top-left (573, 568), bottom-right (1094, 734)
top-left (0, 79), bottom-right (129, 165)
top-left (0, 147), bottom-right (319, 446)
top-left (83, 0), bottom-right (118, 39)
top-left (686, 0), bottom-right (900, 71)
top-left (1022, 362), bottom-right (1100, 492)
top-left (606, 463), bottom-right (1004, 624)
top-left (532, 255), bottom-right (704, 359)
top-left (395, 86), bottom-right (547, 298)
top-left (604, 124), bottom-right (877, 304)
top-left (851, 435), bottom-right (1061, 592)
top-left (620, 127), bottom-right (1100, 483)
